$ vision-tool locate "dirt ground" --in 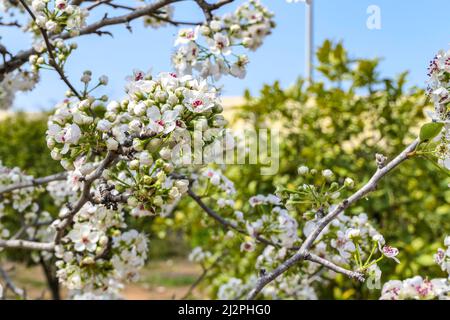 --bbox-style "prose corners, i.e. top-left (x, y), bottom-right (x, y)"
top-left (2, 259), bottom-right (205, 300)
